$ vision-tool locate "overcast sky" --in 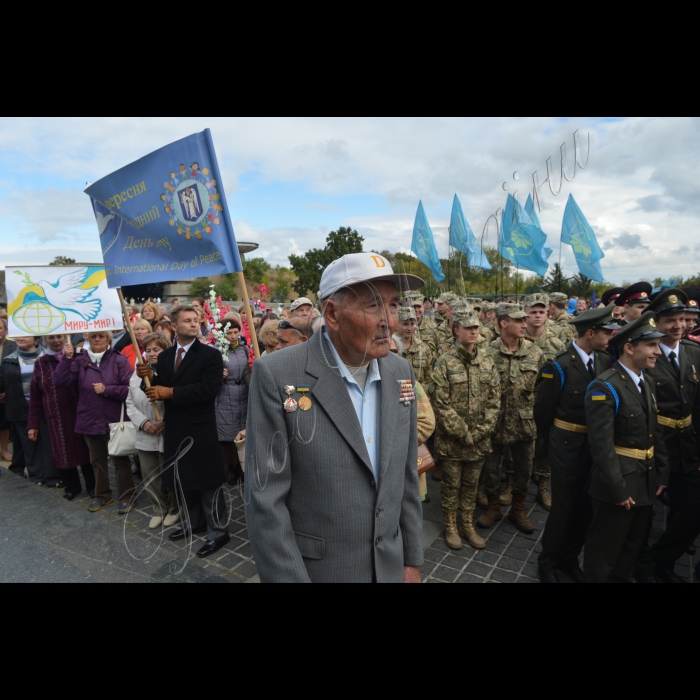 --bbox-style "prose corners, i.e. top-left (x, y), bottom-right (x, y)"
top-left (0, 117), bottom-right (696, 284)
